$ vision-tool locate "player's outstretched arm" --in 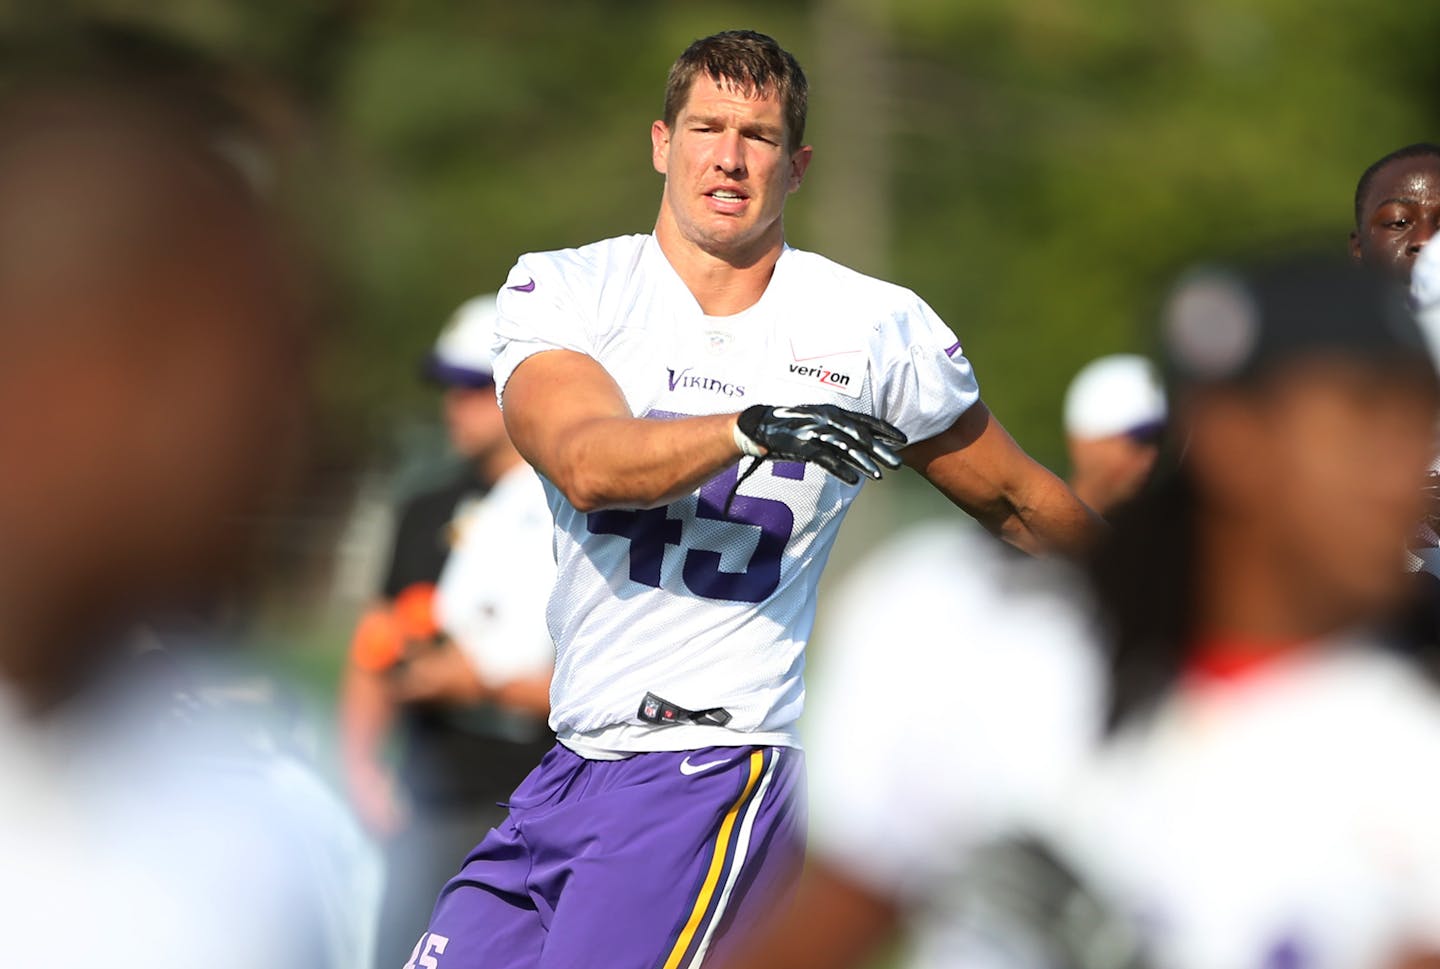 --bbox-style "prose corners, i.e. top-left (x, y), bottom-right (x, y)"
top-left (905, 400), bottom-right (1104, 557)
top-left (715, 859), bottom-right (900, 969)
top-left (504, 350), bottom-right (904, 512)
